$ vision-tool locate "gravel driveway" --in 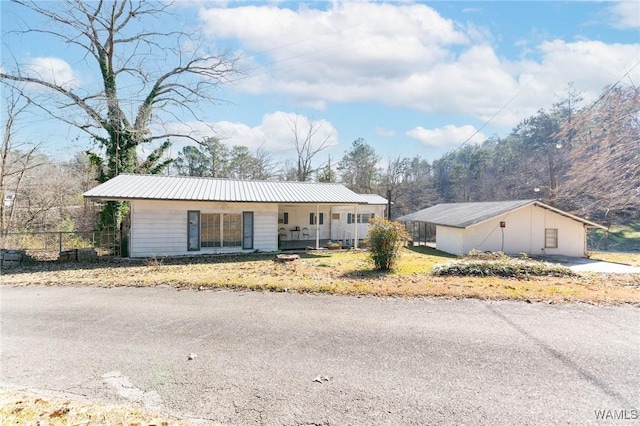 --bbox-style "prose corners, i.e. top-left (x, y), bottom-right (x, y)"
top-left (531, 255), bottom-right (640, 273)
